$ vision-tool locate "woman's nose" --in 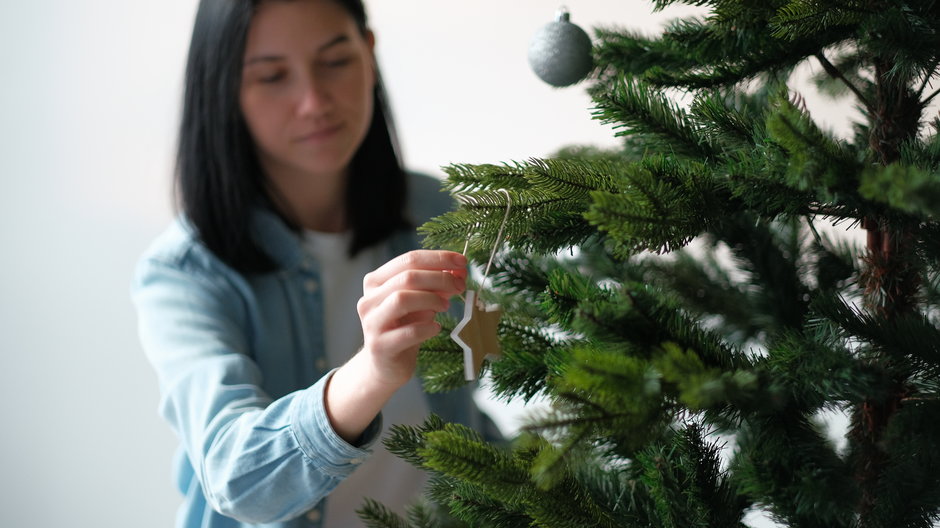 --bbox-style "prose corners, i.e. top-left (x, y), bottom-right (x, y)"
top-left (296, 75), bottom-right (332, 117)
